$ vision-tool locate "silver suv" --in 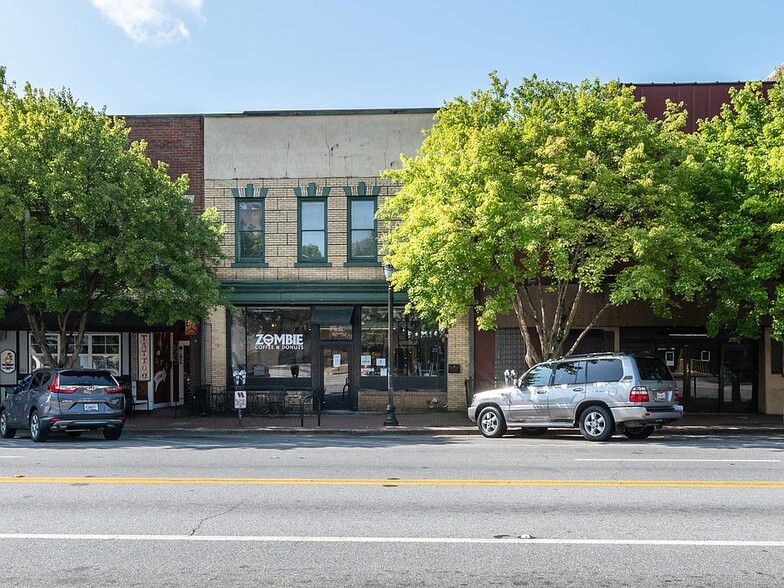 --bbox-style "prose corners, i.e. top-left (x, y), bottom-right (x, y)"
top-left (0, 368), bottom-right (126, 442)
top-left (468, 353), bottom-right (683, 441)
